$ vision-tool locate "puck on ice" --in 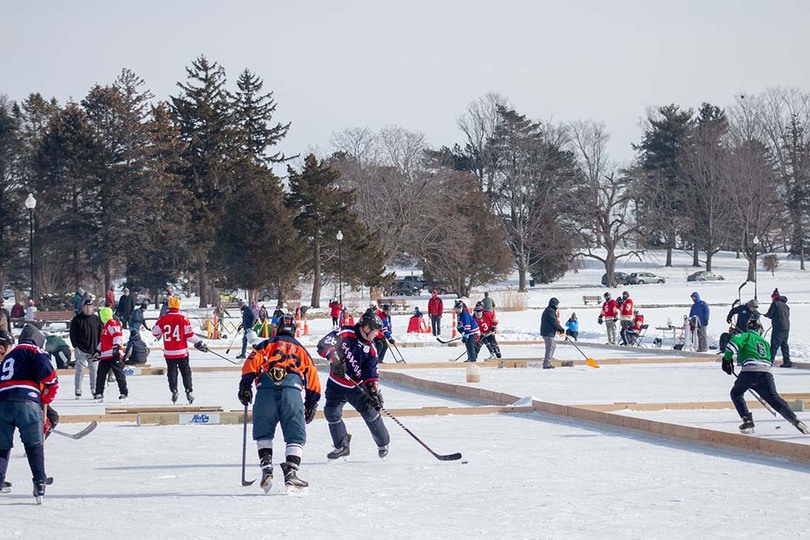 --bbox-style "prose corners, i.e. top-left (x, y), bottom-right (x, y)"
top-left (775, 426), bottom-right (781, 429)
top-left (461, 460), bottom-right (469, 464)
